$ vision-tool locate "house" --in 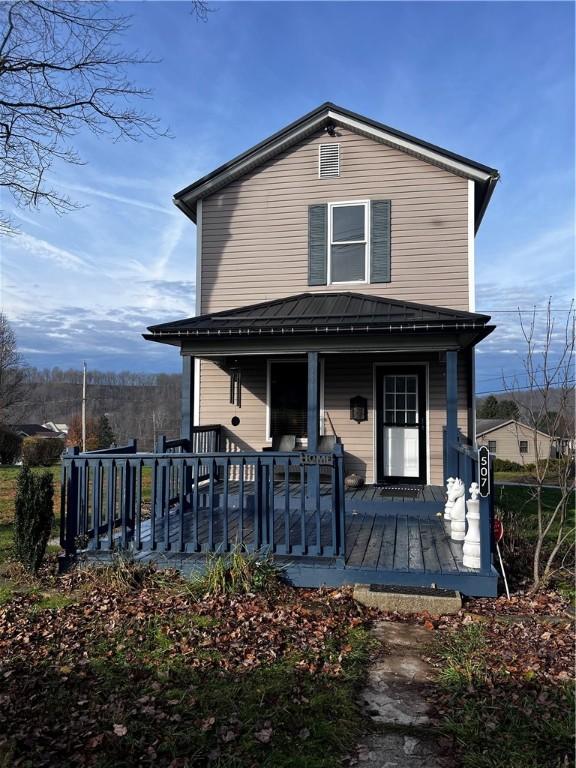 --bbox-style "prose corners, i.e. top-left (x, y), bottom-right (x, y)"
top-left (43, 421), bottom-right (69, 436)
top-left (13, 424), bottom-right (65, 439)
top-left (61, 103), bottom-right (500, 595)
top-left (476, 418), bottom-right (566, 463)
